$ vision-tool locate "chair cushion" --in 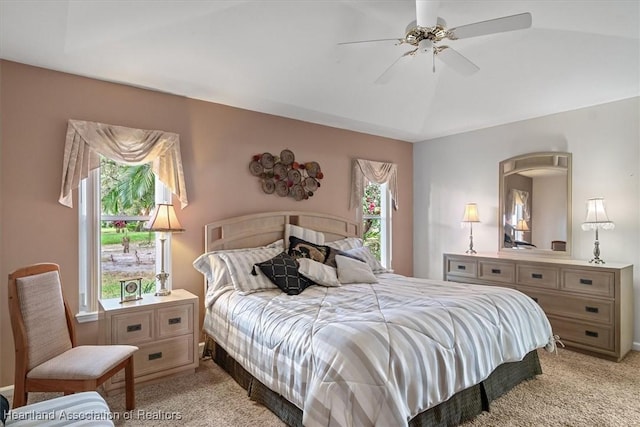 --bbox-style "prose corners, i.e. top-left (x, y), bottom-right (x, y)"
top-left (5, 391), bottom-right (113, 426)
top-left (16, 271), bottom-right (72, 370)
top-left (27, 345), bottom-right (137, 380)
